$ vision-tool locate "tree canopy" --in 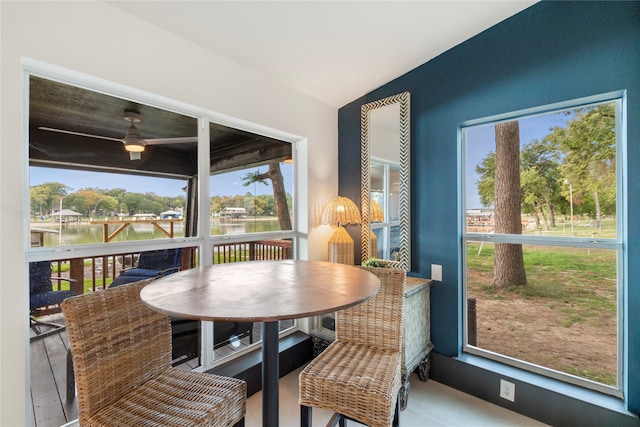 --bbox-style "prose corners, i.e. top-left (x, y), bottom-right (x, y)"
top-left (29, 184), bottom-right (186, 218)
top-left (474, 103), bottom-right (616, 229)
